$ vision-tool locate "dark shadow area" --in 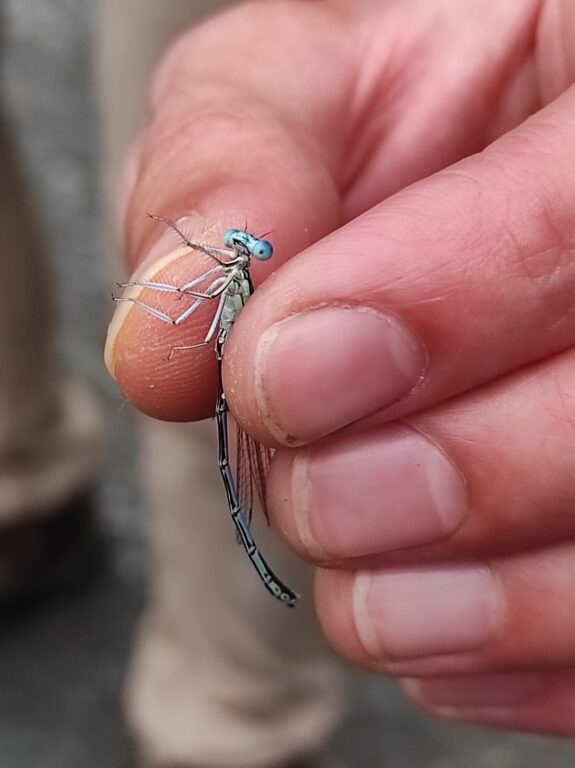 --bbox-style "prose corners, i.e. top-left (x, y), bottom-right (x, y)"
top-left (0, 556), bottom-right (142, 768)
